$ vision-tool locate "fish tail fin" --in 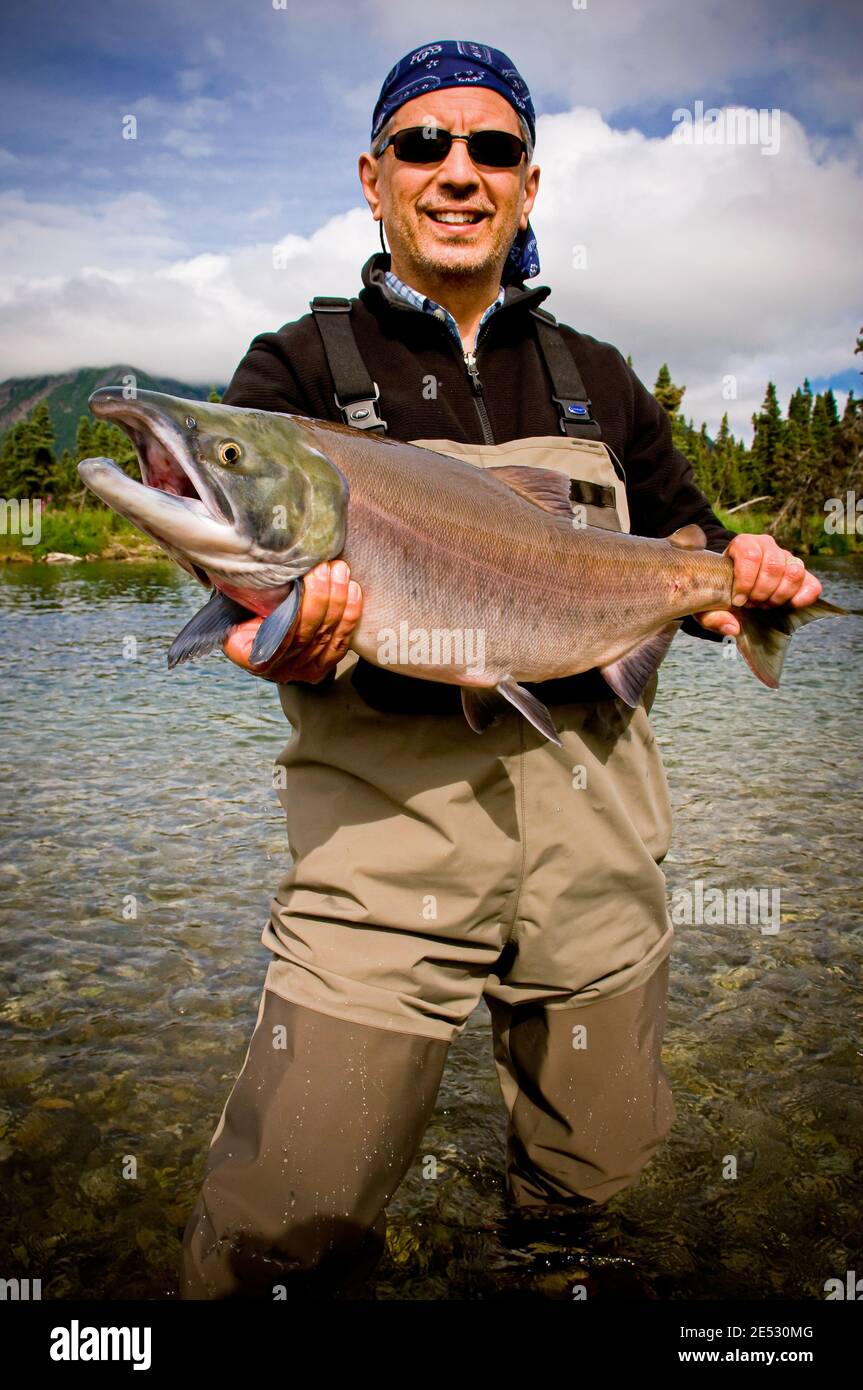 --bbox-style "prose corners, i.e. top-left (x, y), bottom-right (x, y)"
top-left (736, 598), bottom-right (861, 688)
